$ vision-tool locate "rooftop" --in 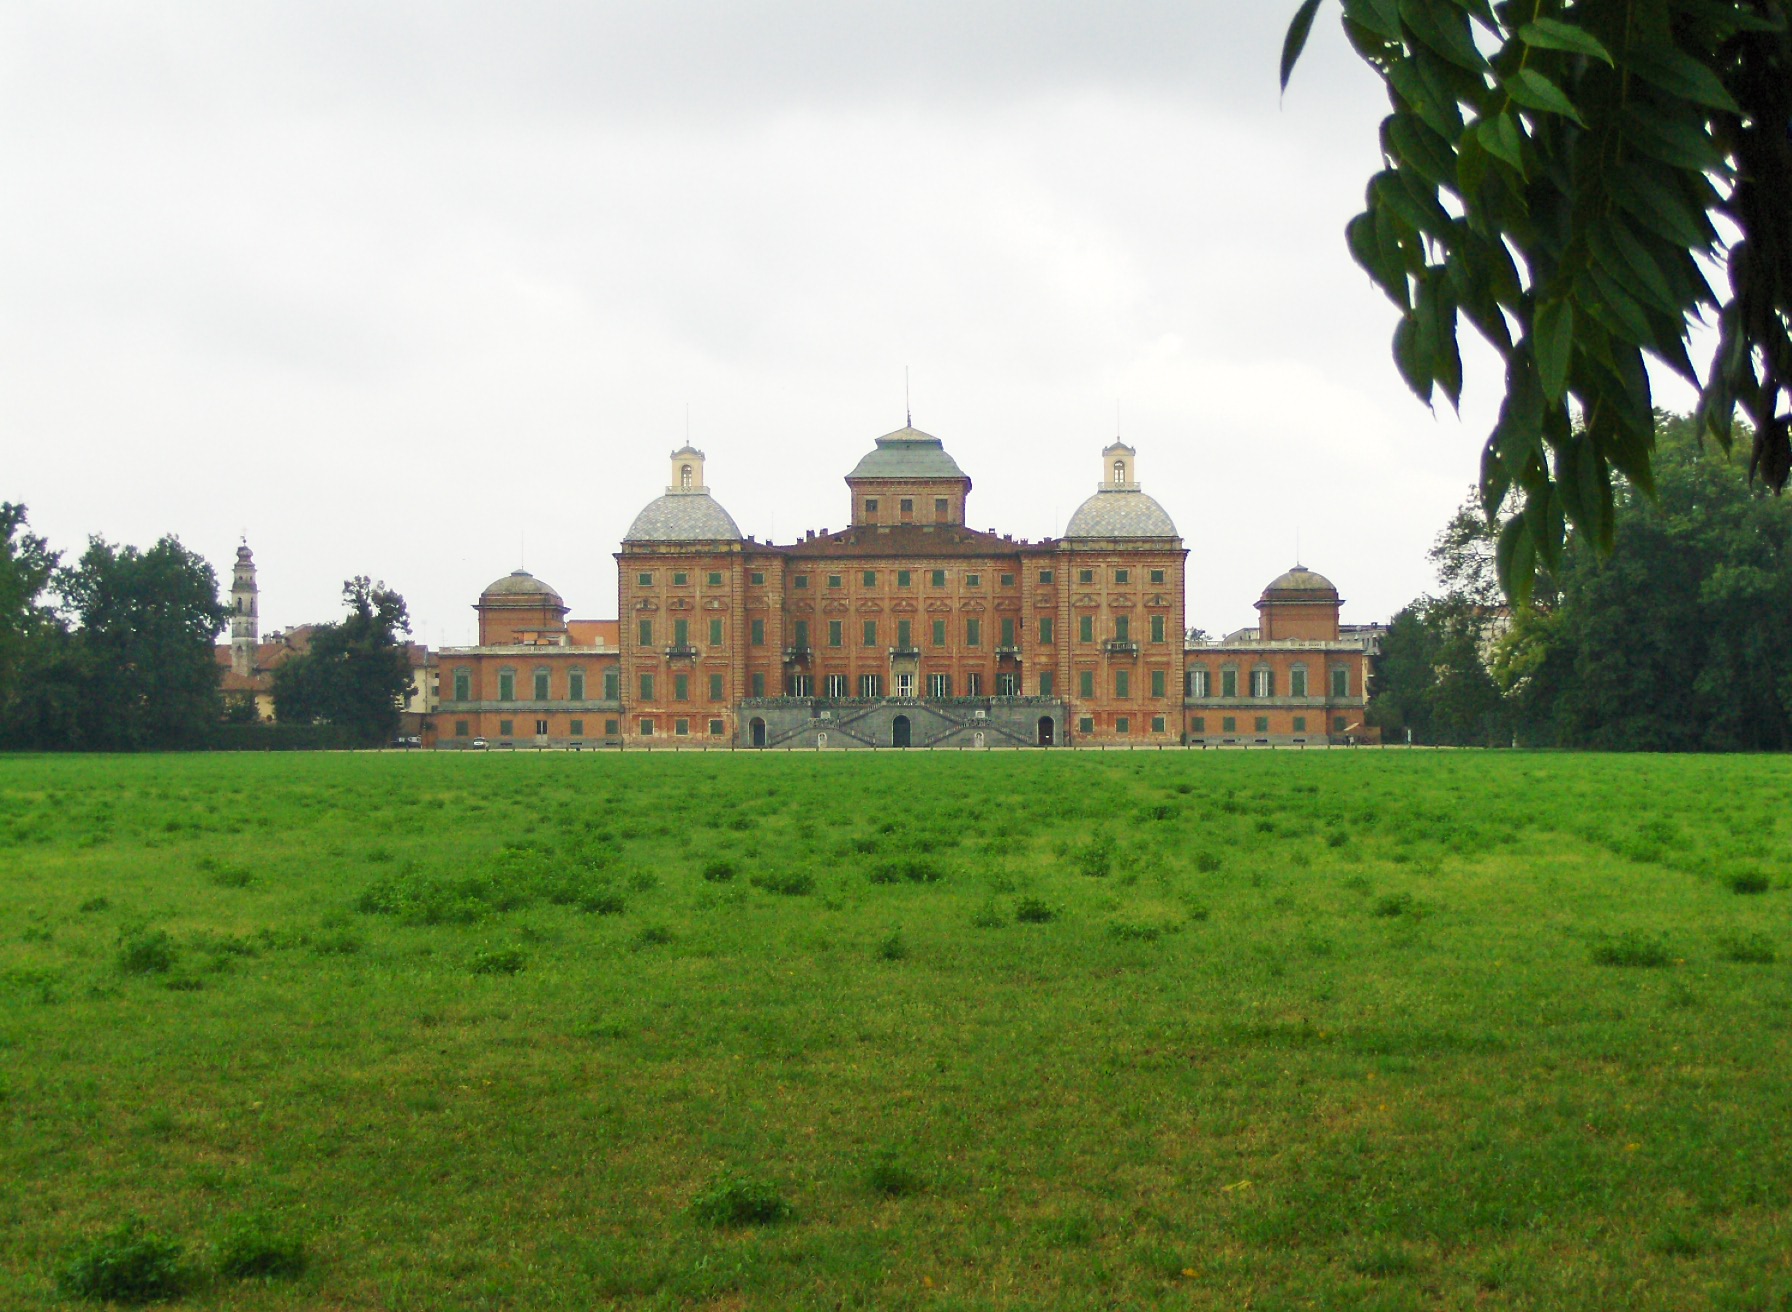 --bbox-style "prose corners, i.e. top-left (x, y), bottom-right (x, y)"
top-left (845, 427), bottom-right (969, 481)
